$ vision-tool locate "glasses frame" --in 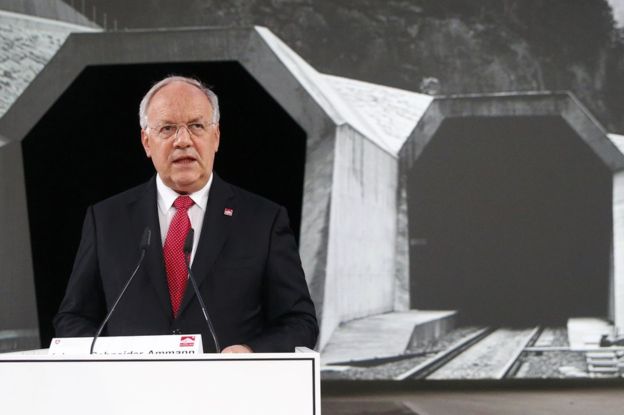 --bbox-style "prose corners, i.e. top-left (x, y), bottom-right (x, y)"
top-left (146, 121), bottom-right (217, 140)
